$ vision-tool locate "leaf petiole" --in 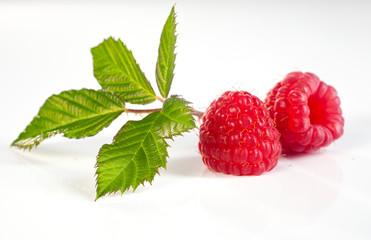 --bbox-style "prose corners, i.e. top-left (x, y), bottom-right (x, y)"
top-left (191, 108), bottom-right (204, 119)
top-left (125, 108), bottom-right (162, 114)
top-left (156, 96), bottom-right (166, 103)
top-left (126, 106), bottom-right (204, 119)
